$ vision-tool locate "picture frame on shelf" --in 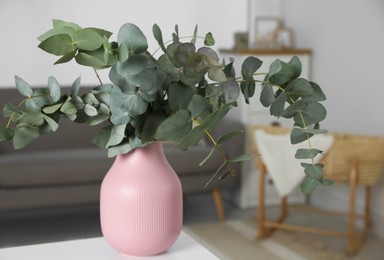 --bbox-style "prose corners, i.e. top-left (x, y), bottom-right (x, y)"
top-left (276, 28), bottom-right (293, 49)
top-left (254, 16), bottom-right (281, 49)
